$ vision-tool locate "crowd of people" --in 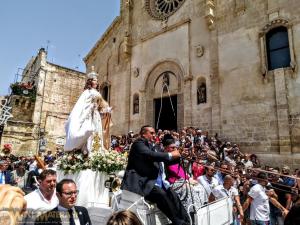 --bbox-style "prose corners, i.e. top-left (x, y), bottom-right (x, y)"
top-left (117, 126), bottom-right (300, 225)
top-left (0, 126), bottom-right (300, 225)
